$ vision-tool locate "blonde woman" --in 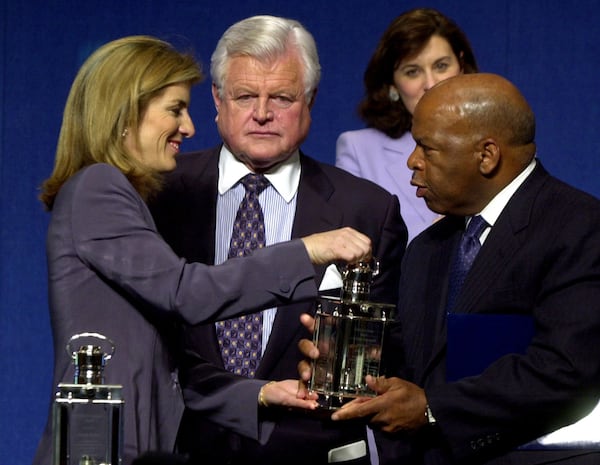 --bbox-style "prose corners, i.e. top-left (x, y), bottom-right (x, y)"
top-left (32, 35), bottom-right (371, 465)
